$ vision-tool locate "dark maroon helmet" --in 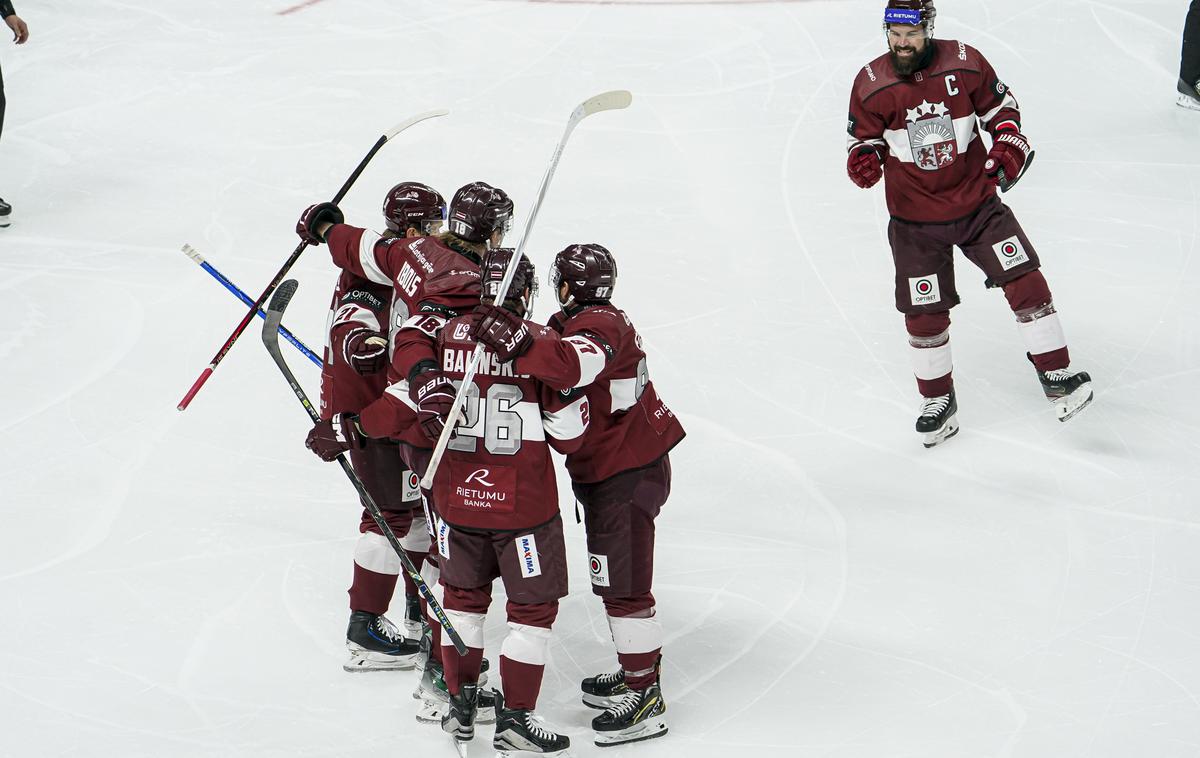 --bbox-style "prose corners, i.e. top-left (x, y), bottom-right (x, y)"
top-left (382, 182), bottom-right (446, 234)
top-left (550, 243), bottom-right (617, 310)
top-left (884, 0), bottom-right (936, 35)
top-left (480, 247), bottom-right (538, 314)
top-left (448, 182), bottom-right (514, 243)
